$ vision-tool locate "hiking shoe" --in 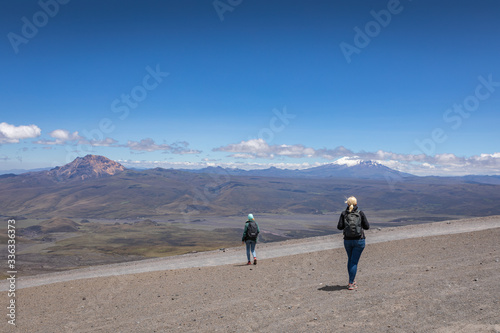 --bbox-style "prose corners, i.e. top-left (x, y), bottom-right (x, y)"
top-left (253, 258), bottom-right (257, 265)
top-left (247, 261), bottom-right (252, 265)
top-left (347, 283), bottom-right (357, 290)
